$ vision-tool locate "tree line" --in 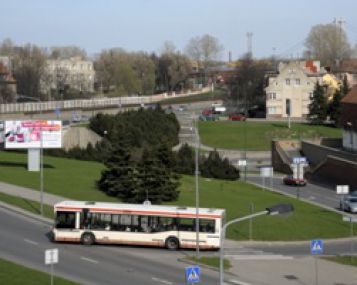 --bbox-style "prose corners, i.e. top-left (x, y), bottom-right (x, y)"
top-left (308, 75), bottom-right (350, 125)
top-left (0, 35), bottom-right (223, 103)
top-left (47, 107), bottom-right (239, 204)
